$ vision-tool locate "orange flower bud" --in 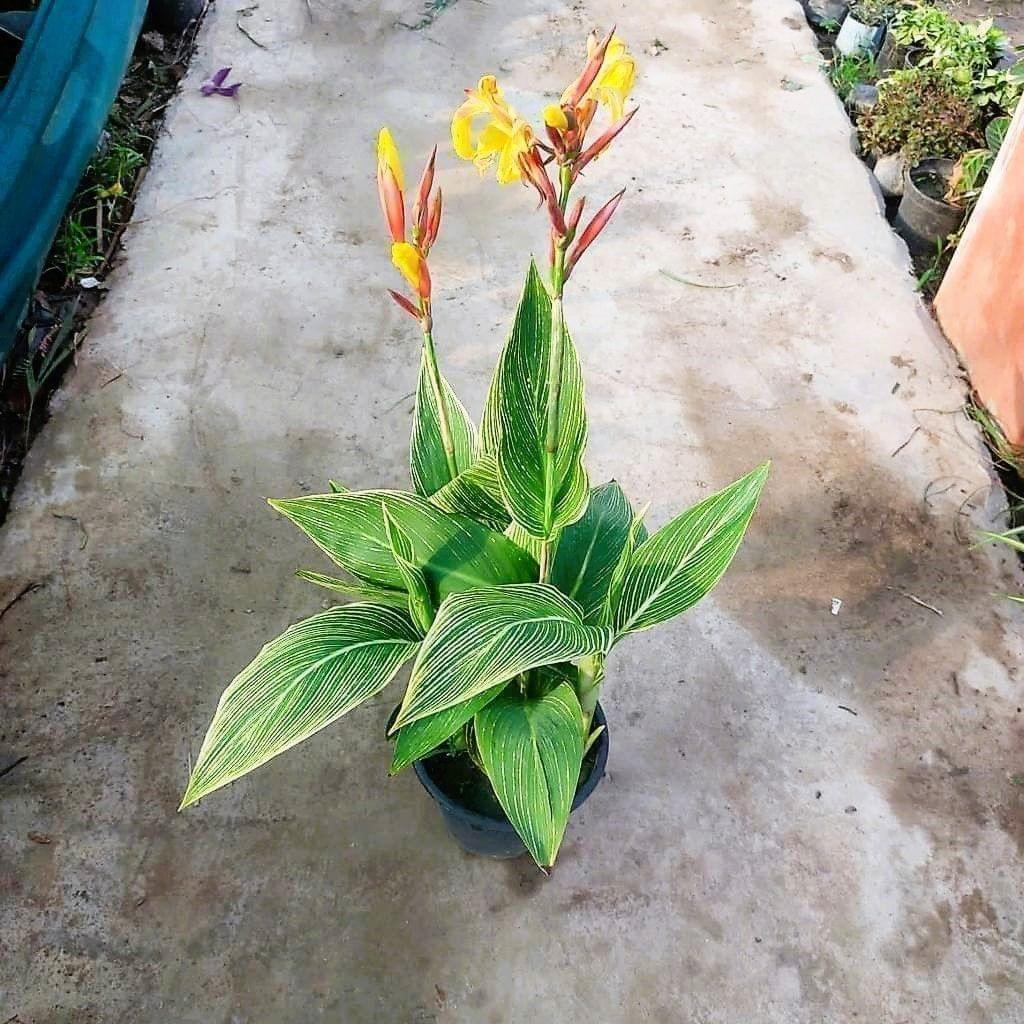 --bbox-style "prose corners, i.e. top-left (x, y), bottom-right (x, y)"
top-left (426, 187), bottom-right (443, 248)
top-left (412, 145), bottom-right (437, 242)
top-left (377, 128), bottom-right (406, 243)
